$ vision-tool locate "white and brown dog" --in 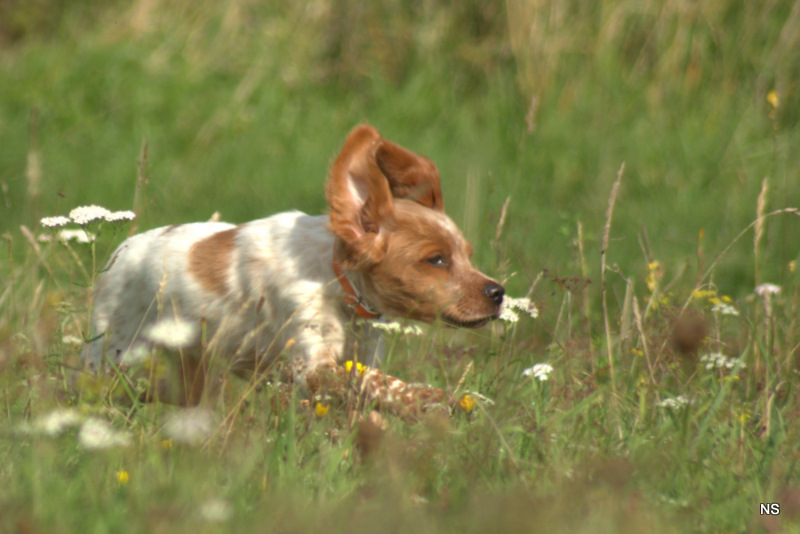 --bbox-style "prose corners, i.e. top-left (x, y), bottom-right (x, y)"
top-left (84, 125), bottom-right (504, 417)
